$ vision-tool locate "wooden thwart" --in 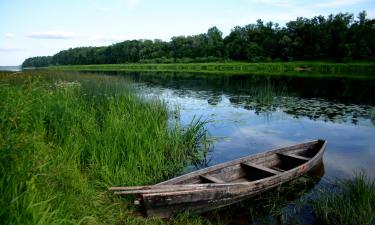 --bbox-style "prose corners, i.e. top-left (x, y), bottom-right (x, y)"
top-left (277, 153), bottom-right (311, 162)
top-left (270, 166), bottom-right (285, 172)
top-left (241, 161), bottom-right (281, 175)
top-left (200, 174), bottom-right (225, 183)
